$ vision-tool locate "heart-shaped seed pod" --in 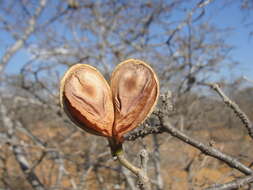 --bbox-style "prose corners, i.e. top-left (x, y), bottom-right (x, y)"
top-left (60, 64), bottom-right (114, 137)
top-left (110, 59), bottom-right (159, 143)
